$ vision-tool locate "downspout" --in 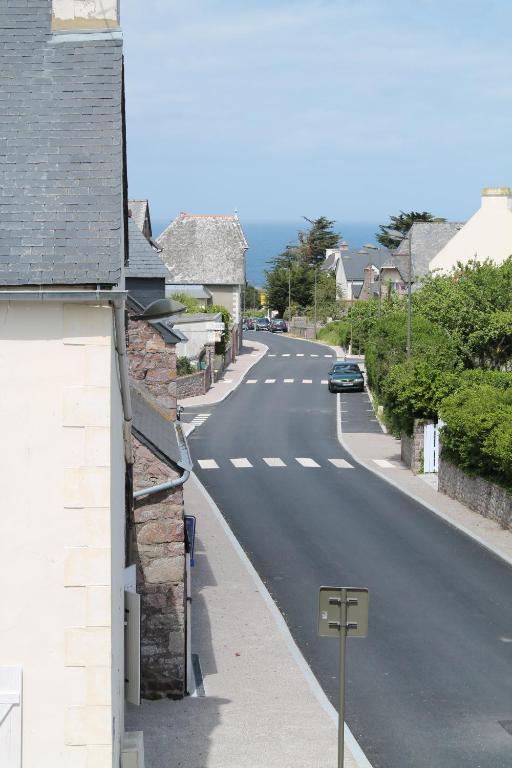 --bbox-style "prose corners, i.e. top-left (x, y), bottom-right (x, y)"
top-left (133, 420), bottom-right (192, 499)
